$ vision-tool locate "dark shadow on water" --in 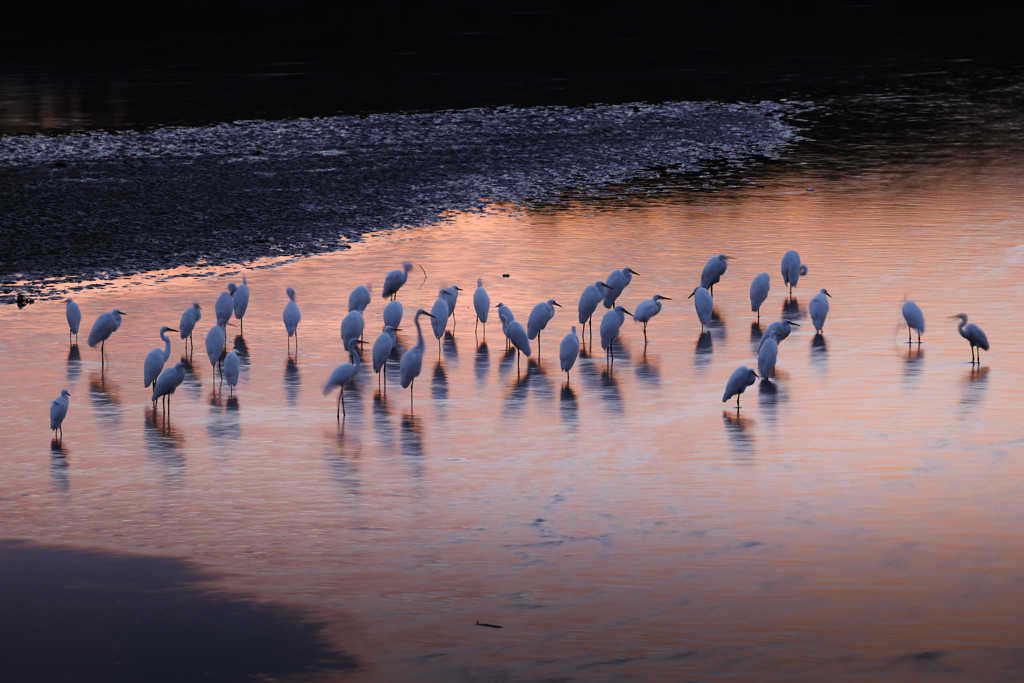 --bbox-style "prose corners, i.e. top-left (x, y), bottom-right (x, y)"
top-left (810, 333), bottom-right (828, 370)
top-left (758, 379), bottom-right (787, 423)
top-left (694, 332), bottom-right (713, 368)
top-left (49, 442), bottom-right (70, 493)
top-left (498, 345), bottom-right (517, 377)
top-left (0, 540), bottom-right (358, 682)
top-left (635, 348), bottom-right (660, 386)
top-left (722, 410), bottom-right (755, 458)
top-left (401, 412), bottom-right (424, 476)
top-left (179, 354), bottom-right (203, 399)
top-left (66, 344), bottom-right (81, 384)
top-left (599, 365), bottom-right (622, 405)
top-left (143, 408), bottom-right (185, 484)
top-left (475, 339), bottom-right (490, 382)
top-left (902, 343), bottom-right (924, 384)
top-left (432, 360), bottom-right (448, 402)
top-left (233, 334), bottom-right (250, 368)
top-left (782, 297), bottom-right (803, 321)
top-left (443, 330), bottom-right (458, 361)
top-left (749, 322), bottom-right (763, 353)
top-left (88, 370), bottom-right (121, 426)
top-left (559, 382), bottom-right (578, 428)
top-left (284, 356), bottom-right (301, 407)
top-left (960, 365), bottom-right (989, 407)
